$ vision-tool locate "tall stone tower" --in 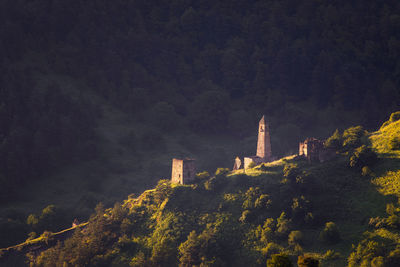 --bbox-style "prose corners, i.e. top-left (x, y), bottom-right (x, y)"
top-left (171, 158), bottom-right (196, 184)
top-left (256, 115), bottom-right (272, 162)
